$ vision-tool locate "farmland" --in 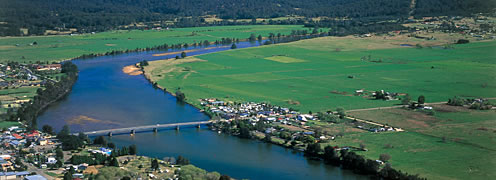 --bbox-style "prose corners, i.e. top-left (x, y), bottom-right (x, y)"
top-left (342, 104), bottom-right (496, 180)
top-left (0, 25), bottom-right (309, 63)
top-left (144, 34), bottom-right (496, 179)
top-left (145, 35), bottom-right (496, 113)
